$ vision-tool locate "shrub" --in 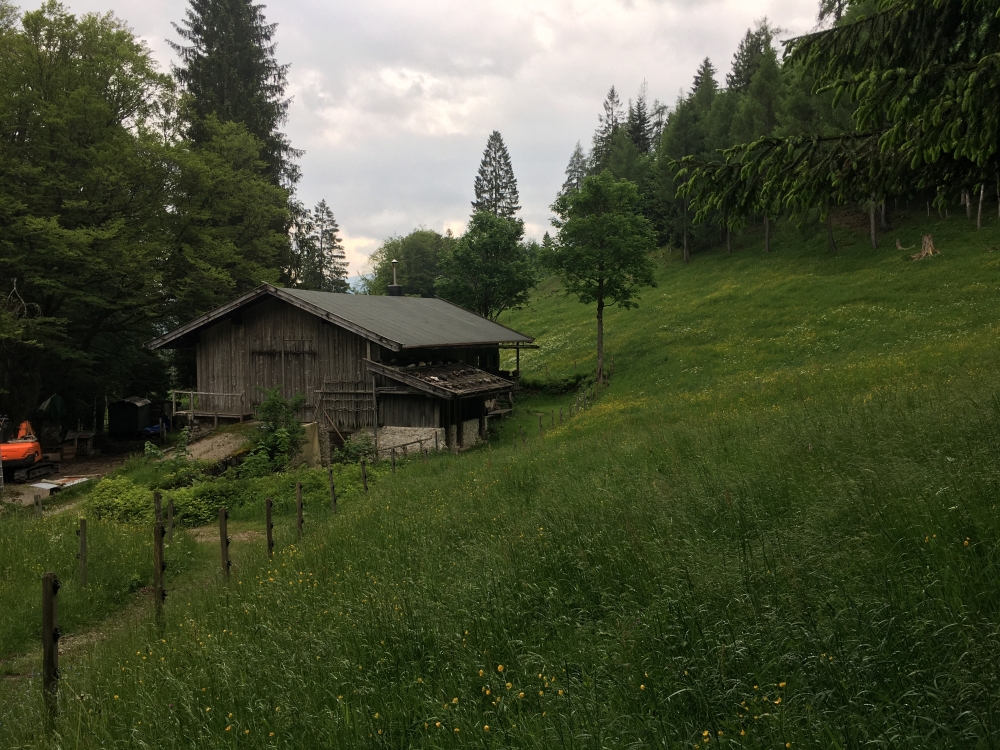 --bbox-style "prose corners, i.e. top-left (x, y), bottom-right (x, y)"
top-left (239, 449), bottom-right (274, 479)
top-left (86, 476), bottom-right (152, 524)
top-left (166, 482), bottom-right (230, 527)
top-left (333, 433), bottom-right (374, 464)
top-left (252, 388), bottom-right (305, 470)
